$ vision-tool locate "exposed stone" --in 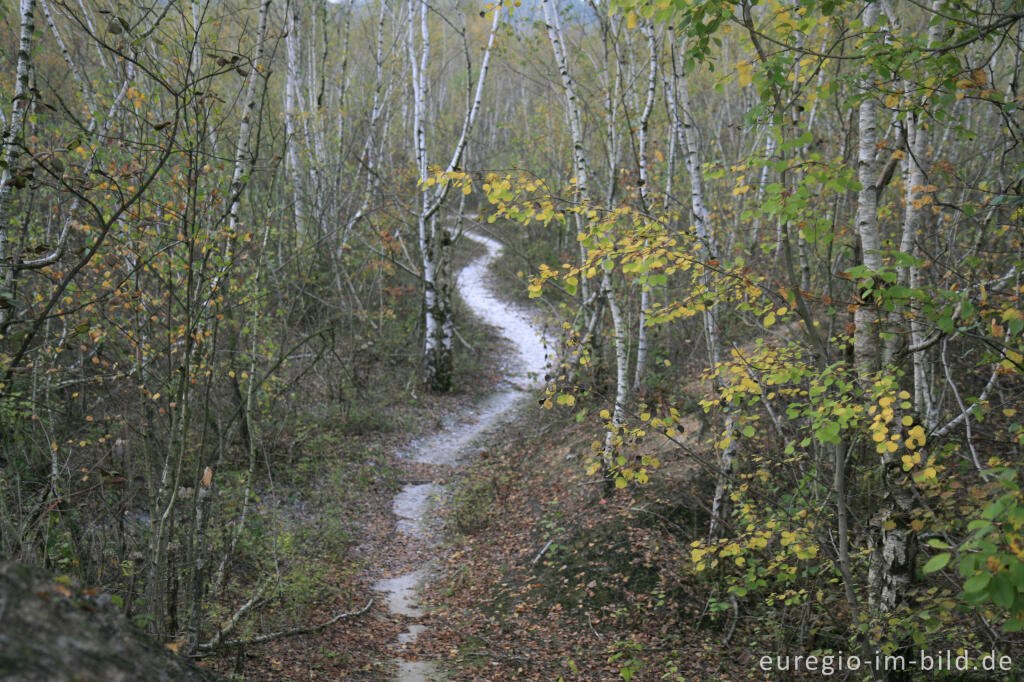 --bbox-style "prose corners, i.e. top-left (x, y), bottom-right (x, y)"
top-left (0, 562), bottom-right (222, 682)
